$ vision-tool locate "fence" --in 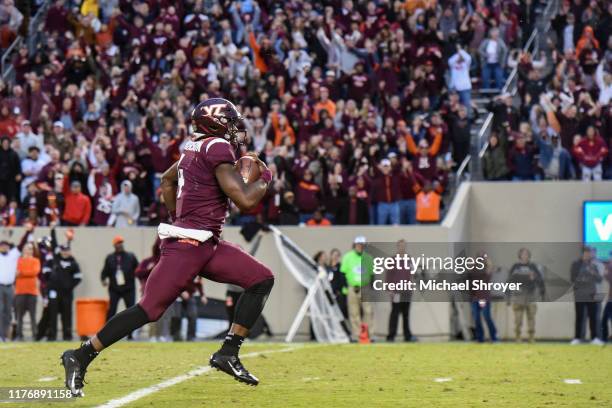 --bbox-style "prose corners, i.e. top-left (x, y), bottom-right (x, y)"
top-left (1, 0), bottom-right (52, 83)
